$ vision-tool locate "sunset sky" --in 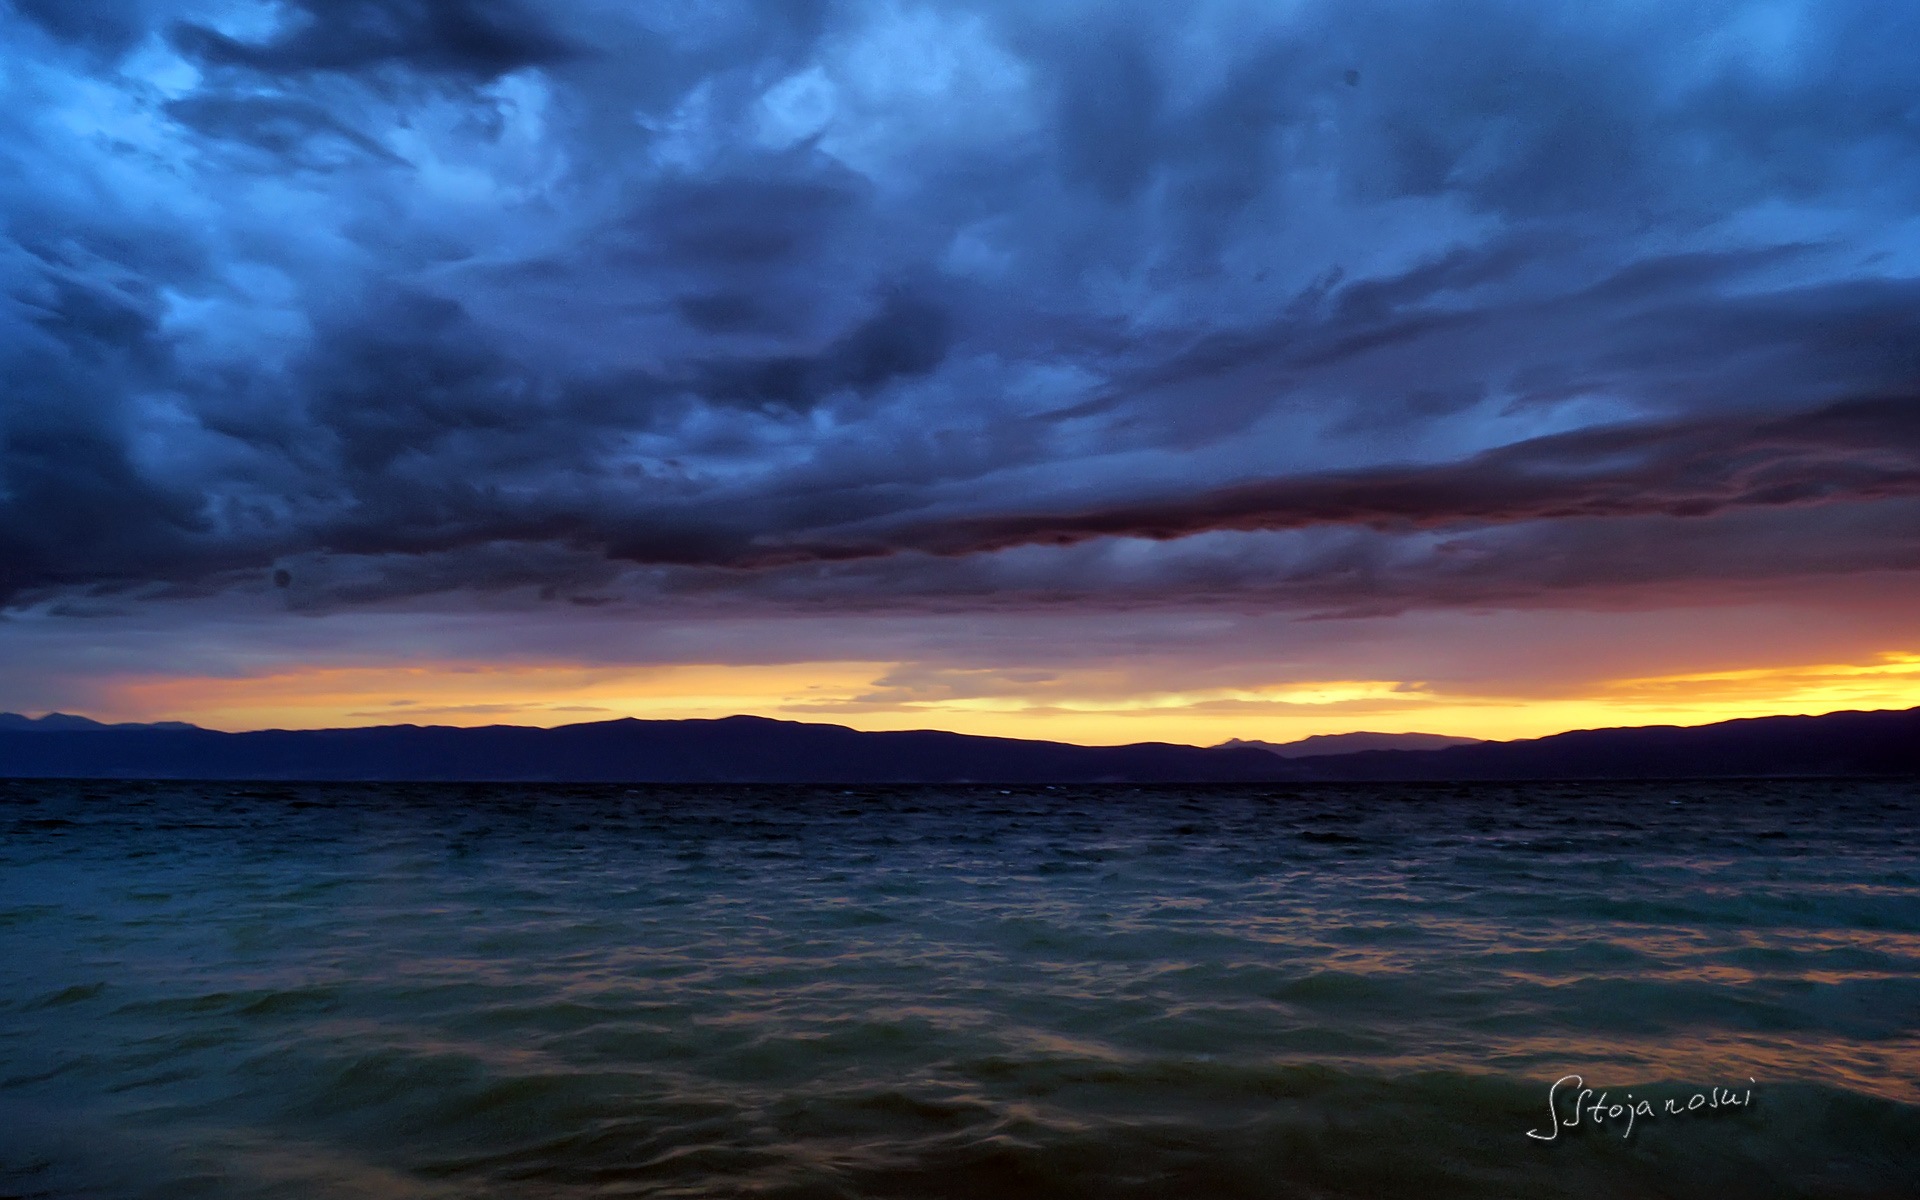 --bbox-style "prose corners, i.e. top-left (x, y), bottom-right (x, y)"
top-left (2, 0), bottom-right (1917, 745)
